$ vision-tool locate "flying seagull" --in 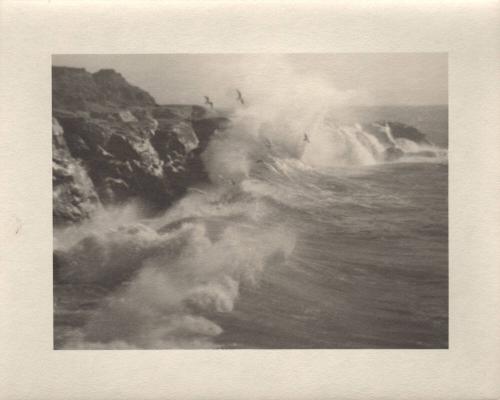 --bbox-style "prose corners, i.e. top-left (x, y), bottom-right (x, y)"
top-left (236, 89), bottom-right (245, 105)
top-left (204, 96), bottom-right (214, 109)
